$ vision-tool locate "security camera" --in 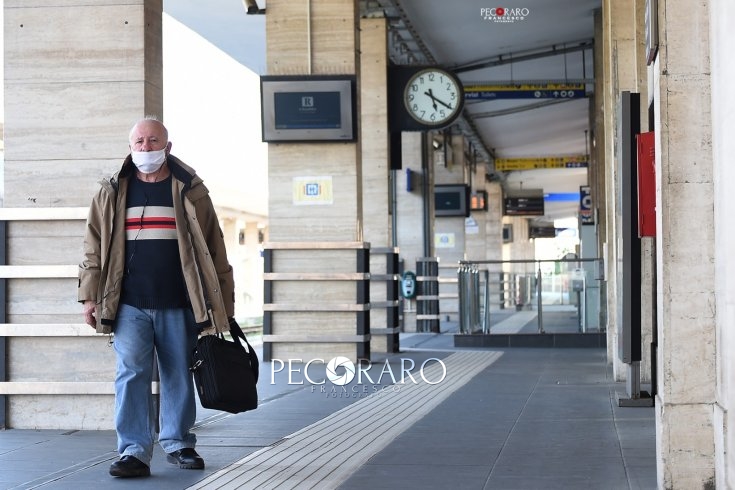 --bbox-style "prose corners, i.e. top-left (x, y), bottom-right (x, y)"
top-left (242, 0), bottom-right (264, 14)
